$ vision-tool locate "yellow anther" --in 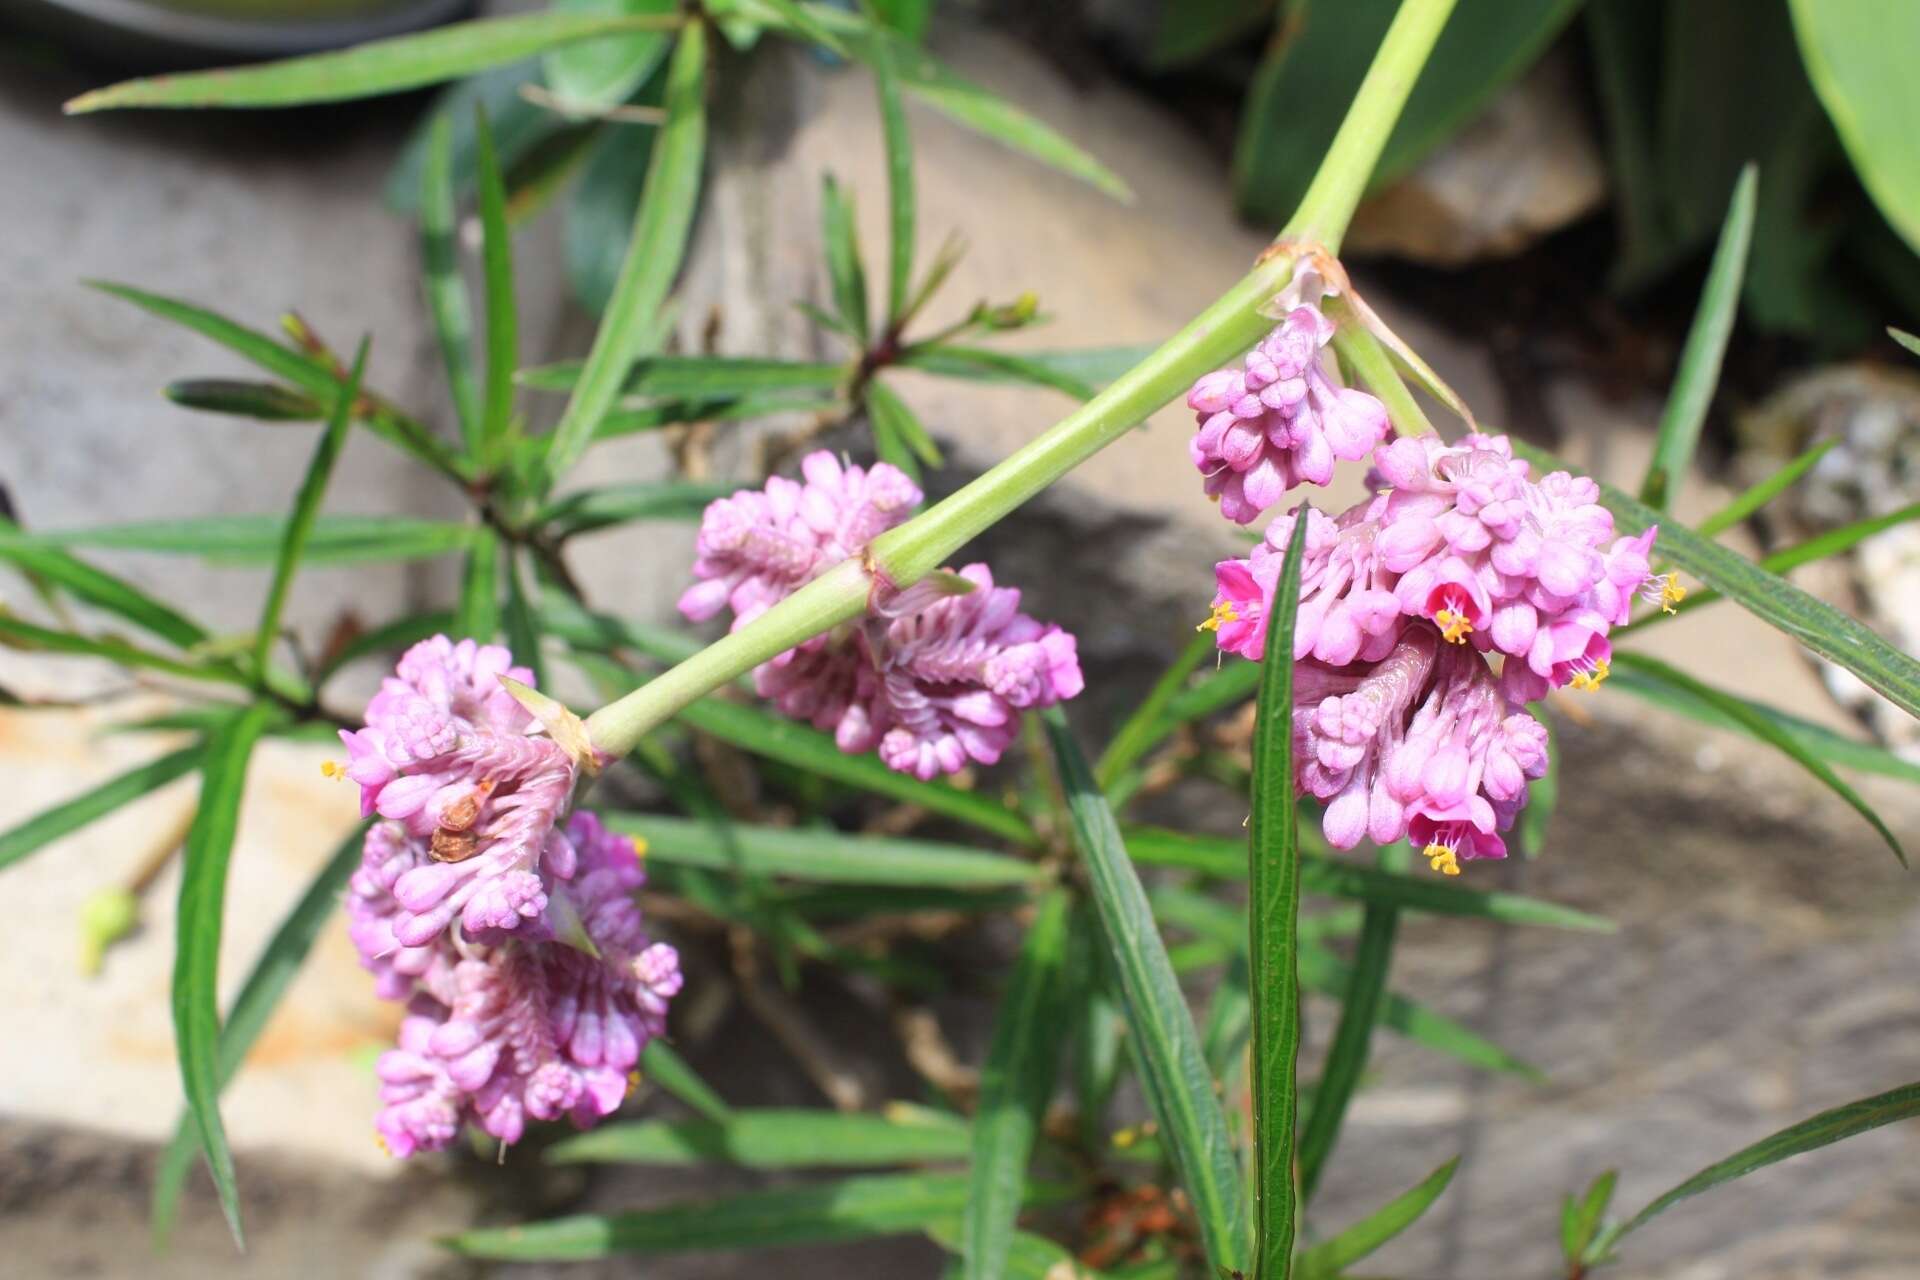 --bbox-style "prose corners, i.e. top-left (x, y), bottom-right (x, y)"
top-left (1196, 601), bottom-right (1239, 634)
top-left (626, 1069), bottom-right (643, 1098)
top-left (1113, 1127), bottom-right (1139, 1149)
top-left (1569, 657), bottom-right (1611, 693)
top-left (375, 1133), bottom-right (392, 1157)
top-left (1435, 608), bottom-right (1474, 644)
top-left (631, 836), bottom-right (649, 860)
top-left (320, 760), bottom-right (346, 780)
top-left (1424, 844), bottom-right (1461, 877)
top-left (1660, 572), bottom-right (1687, 615)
